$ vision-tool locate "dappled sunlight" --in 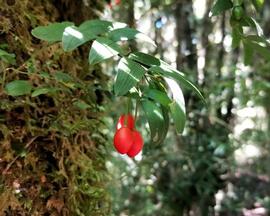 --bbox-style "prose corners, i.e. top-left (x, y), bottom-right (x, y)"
top-left (165, 78), bottom-right (185, 109)
top-left (94, 41), bottom-right (116, 57)
top-left (63, 26), bottom-right (84, 40)
top-left (234, 107), bottom-right (267, 164)
top-left (193, 0), bottom-right (207, 19)
top-left (119, 62), bottom-right (140, 82)
top-left (235, 144), bottom-right (261, 164)
top-left (234, 106), bottom-right (267, 136)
